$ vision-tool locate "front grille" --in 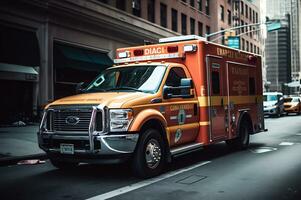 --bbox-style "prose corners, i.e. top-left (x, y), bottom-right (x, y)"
top-left (284, 105), bottom-right (291, 108)
top-left (45, 105), bottom-right (103, 133)
top-left (53, 111), bottom-right (92, 132)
